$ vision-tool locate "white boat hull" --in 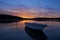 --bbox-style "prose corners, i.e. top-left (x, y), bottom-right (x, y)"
top-left (25, 23), bottom-right (47, 30)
